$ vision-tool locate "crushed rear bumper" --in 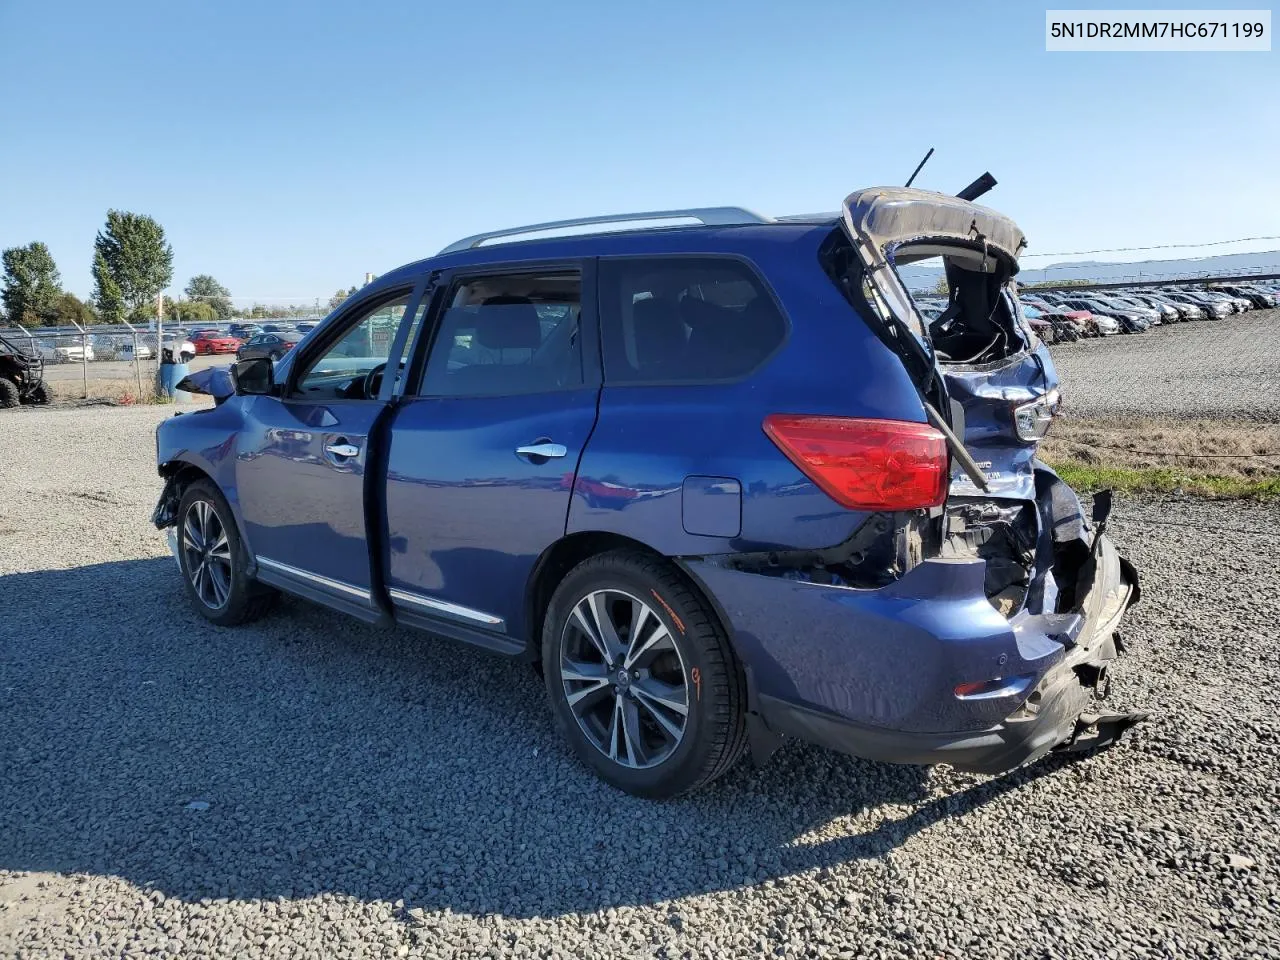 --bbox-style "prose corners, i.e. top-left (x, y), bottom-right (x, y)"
top-left (756, 546), bottom-right (1141, 773)
top-left (684, 528), bottom-right (1142, 776)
